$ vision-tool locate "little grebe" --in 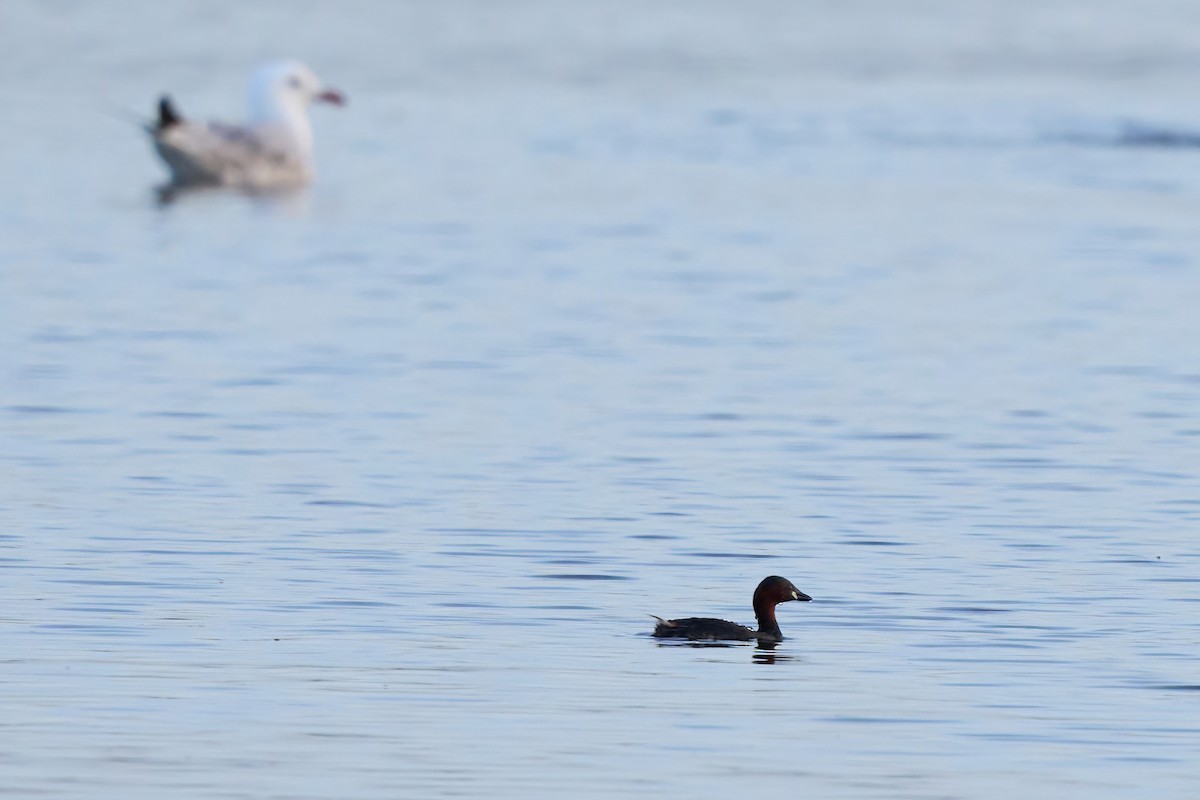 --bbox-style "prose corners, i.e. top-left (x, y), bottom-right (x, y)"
top-left (651, 575), bottom-right (811, 642)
